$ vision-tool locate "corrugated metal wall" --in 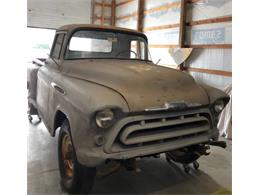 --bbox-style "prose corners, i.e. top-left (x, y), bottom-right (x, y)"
top-left (27, 0), bottom-right (232, 89)
top-left (144, 0), bottom-right (181, 66)
top-left (110, 0), bottom-right (232, 90)
top-left (186, 48), bottom-right (231, 89)
top-left (27, 0), bottom-right (91, 29)
top-left (186, 0), bottom-right (232, 90)
top-left (116, 0), bottom-right (138, 29)
top-left (92, 0), bottom-right (113, 25)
